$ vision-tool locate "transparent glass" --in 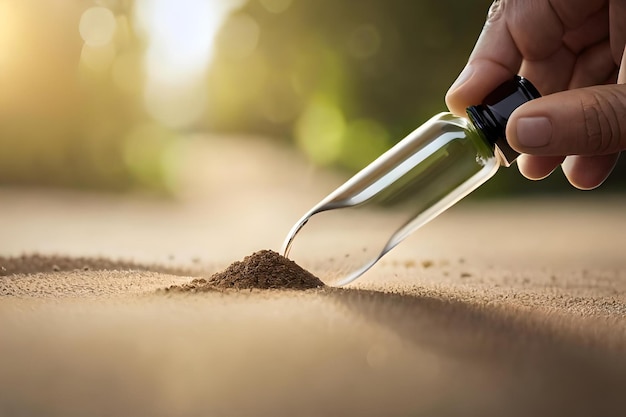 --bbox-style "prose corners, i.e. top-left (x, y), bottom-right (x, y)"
top-left (282, 112), bottom-right (502, 286)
